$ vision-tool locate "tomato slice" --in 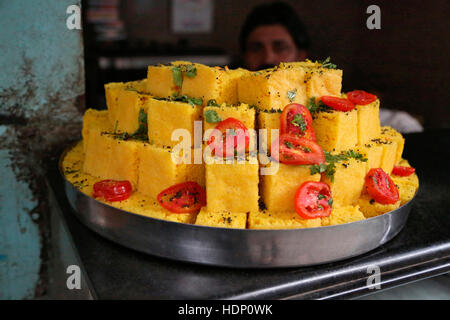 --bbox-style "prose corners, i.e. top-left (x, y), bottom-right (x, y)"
top-left (294, 181), bottom-right (332, 219)
top-left (280, 103), bottom-right (316, 141)
top-left (347, 90), bottom-right (377, 105)
top-left (157, 181), bottom-right (206, 213)
top-left (271, 133), bottom-right (325, 165)
top-left (392, 165), bottom-right (416, 177)
top-left (207, 117), bottom-right (250, 157)
top-left (321, 96), bottom-right (355, 112)
top-left (365, 168), bottom-right (399, 204)
top-left (93, 180), bottom-right (132, 202)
